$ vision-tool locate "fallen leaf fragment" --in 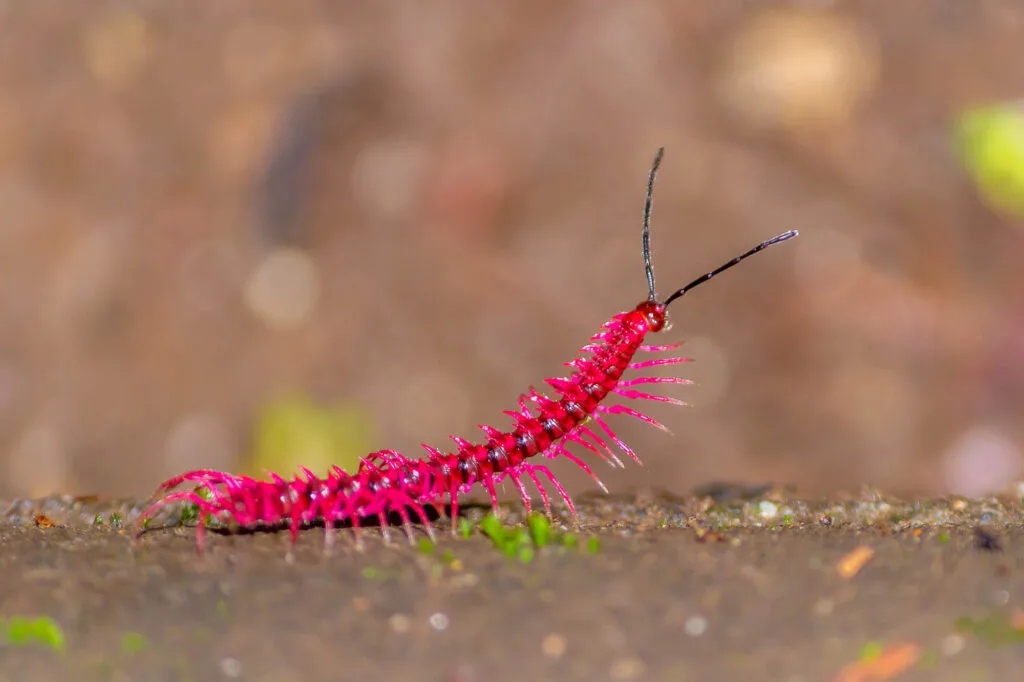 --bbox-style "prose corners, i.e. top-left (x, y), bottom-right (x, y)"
top-left (694, 528), bottom-right (726, 543)
top-left (837, 545), bottom-right (875, 579)
top-left (33, 515), bottom-right (55, 529)
top-left (834, 641), bottom-right (921, 682)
